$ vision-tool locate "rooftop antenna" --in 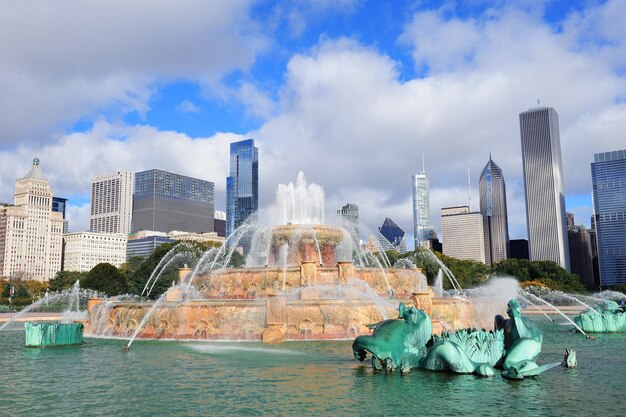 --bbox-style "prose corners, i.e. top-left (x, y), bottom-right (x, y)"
top-left (422, 154), bottom-right (426, 173)
top-left (467, 168), bottom-right (472, 211)
top-left (538, 98), bottom-right (540, 106)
